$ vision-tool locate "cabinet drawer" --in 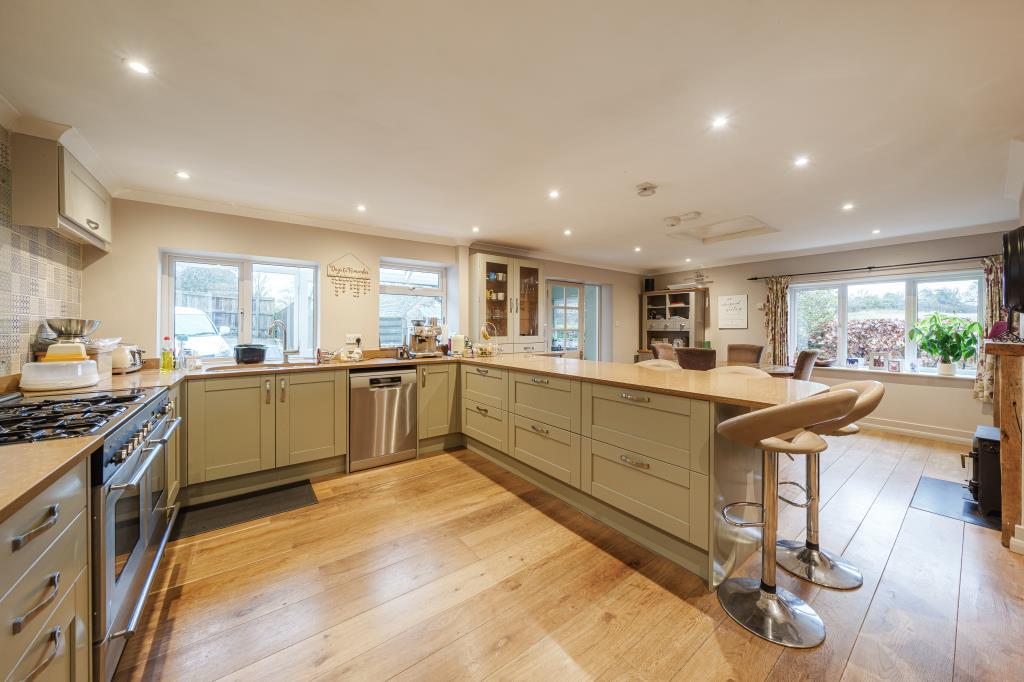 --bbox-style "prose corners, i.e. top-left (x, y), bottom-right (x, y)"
top-left (588, 439), bottom-right (708, 548)
top-left (1, 460), bottom-right (87, 589)
top-left (511, 415), bottom-right (580, 487)
top-left (461, 398), bottom-right (508, 453)
top-left (510, 372), bottom-right (580, 432)
top-left (7, 570), bottom-right (88, 682)
top-left (586, 384), bottom-right (703, 469)
top-left (461, 365), bottom-right (508, 410)
top-left (0, 511), bottom-right (87, 673)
